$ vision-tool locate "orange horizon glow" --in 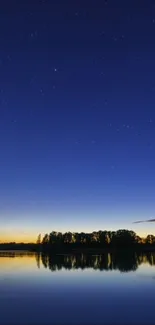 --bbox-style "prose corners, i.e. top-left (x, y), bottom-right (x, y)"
top-left (0, 228), bottom-right (155, 244)
top-left (0, 234), bottom-right (37, 244)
